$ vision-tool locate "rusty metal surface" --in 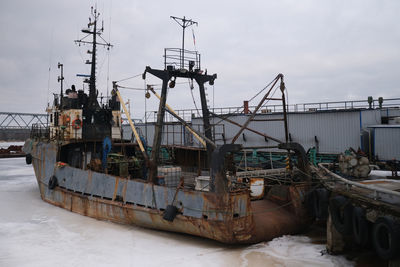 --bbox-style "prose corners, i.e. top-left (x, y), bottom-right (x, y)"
top-left (314, 165), bottom-right (400, 217)
top-left (249, 200), bottom-right (307, 243)
top-left (29, 140), bottom-right (311, 244)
